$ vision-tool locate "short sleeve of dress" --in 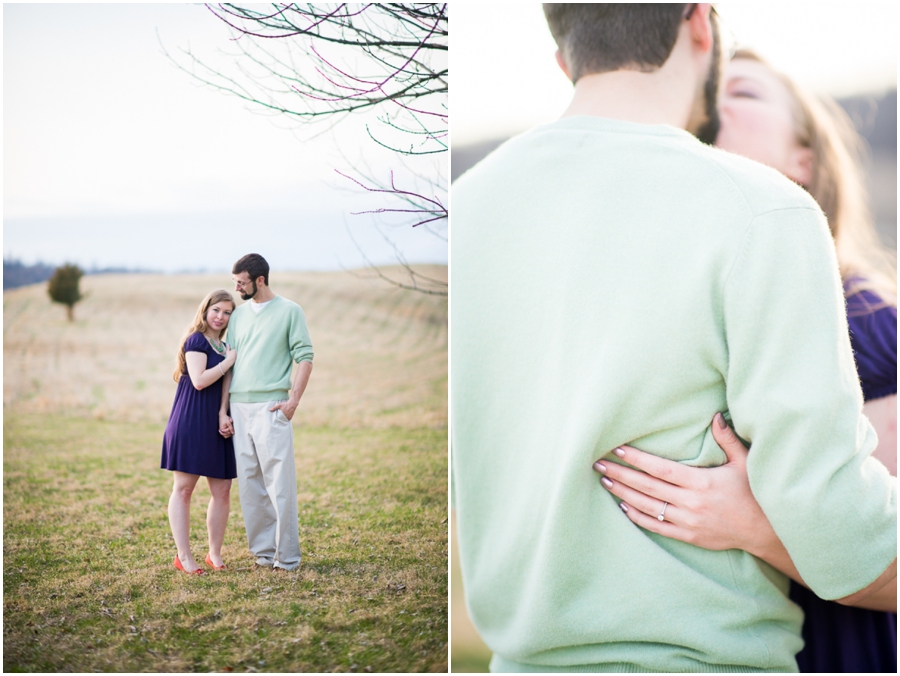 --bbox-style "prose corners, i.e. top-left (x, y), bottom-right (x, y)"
top-left (846, 289), bottom-right (897, 401)
top-left (184, 332), bottom-right (208, 354)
